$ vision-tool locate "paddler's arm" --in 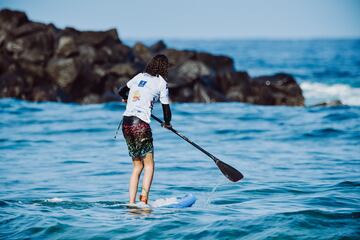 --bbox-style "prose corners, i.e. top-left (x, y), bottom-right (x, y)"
top-left (117, 86), bottom-right (130, 102)
top-left (161, 104), bottom-right (172, 128)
